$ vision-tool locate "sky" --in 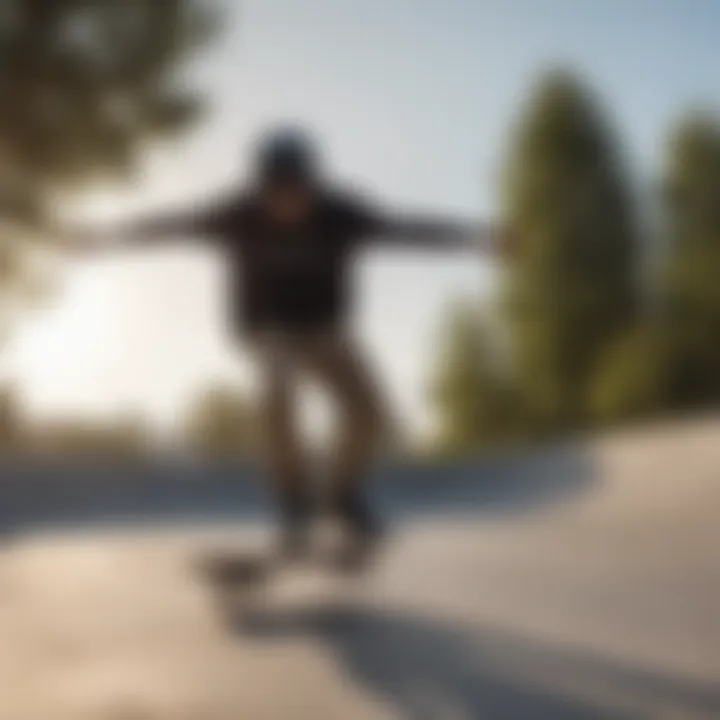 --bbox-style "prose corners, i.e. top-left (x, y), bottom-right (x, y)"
top-left (3, 0), bottom-right (720, 439)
